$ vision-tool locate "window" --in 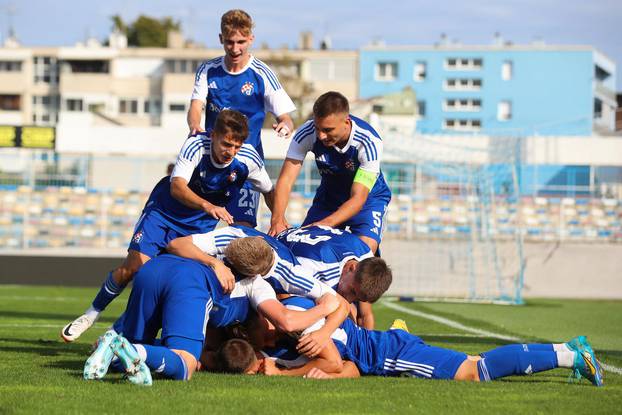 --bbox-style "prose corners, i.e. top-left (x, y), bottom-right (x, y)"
top-left (169, 103), bottom-right (186, 112)
top-left (65, 99), bottom-right (83, 112)
top-left (0, 94), bottom-right (21, 111)
top-left (444, 78), bottom-right (482, 91)
top-left (33, 56), bottom-right (59, 84)
top-left (375, 62), bottom-right (398, 81)
top-left (413, 61), bottom-right (426, 82)
top-left (445, 58), bottom-right (483, 71)
top-left (144, 99), bottom-right (162, 114)
top-left (166, 59), bottom-right (202, 74)
top-left (497, 101), bottom-right (512, 121)
top-left (119, 99), bottom-right (138, 114)
top-left (0, 60), bottom-right (22, 72)
top-left (443, 118), bottom-right (481, 132)
top-left (502, 61), bottom-right (513, 81)
top-left (417, 101), bottom-right (426, 117)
